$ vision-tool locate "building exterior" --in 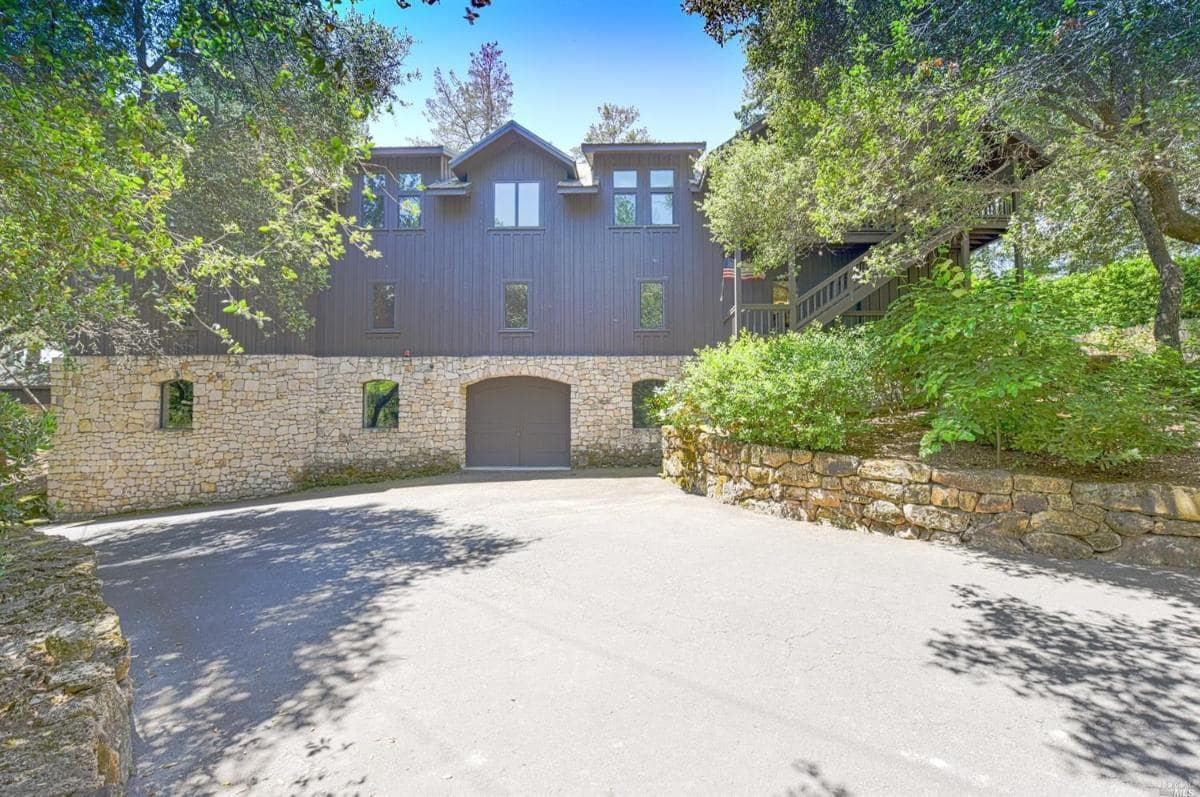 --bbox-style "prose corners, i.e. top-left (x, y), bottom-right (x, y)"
top-left (47, 121), bottom-right (1009, 517)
